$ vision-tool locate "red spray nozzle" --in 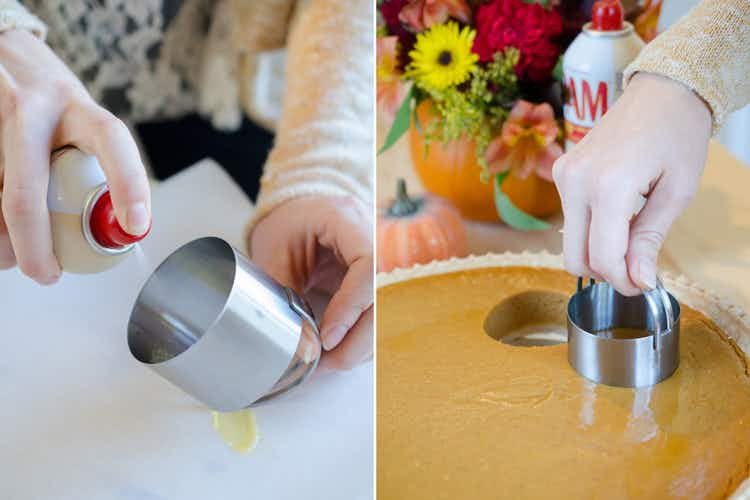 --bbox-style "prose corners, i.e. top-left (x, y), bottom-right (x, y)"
top-left (89, 190), bottom-right (150, 249)
top-left (591, 0), bottom-right (624, 31)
